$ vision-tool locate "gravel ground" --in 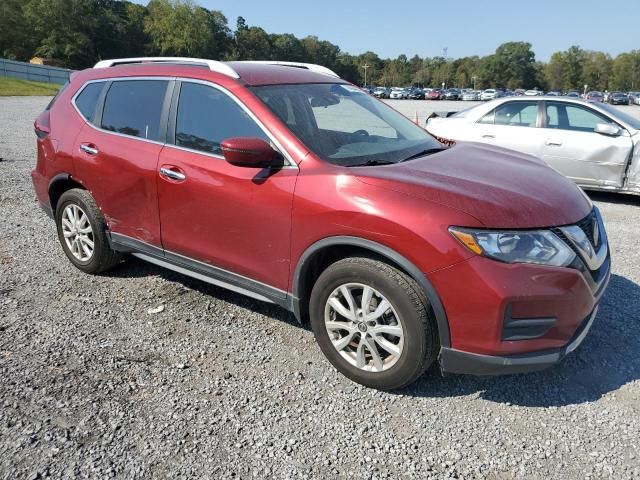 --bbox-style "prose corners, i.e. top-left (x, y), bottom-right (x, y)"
top-left (1, 96), bottom-right (639, 480)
